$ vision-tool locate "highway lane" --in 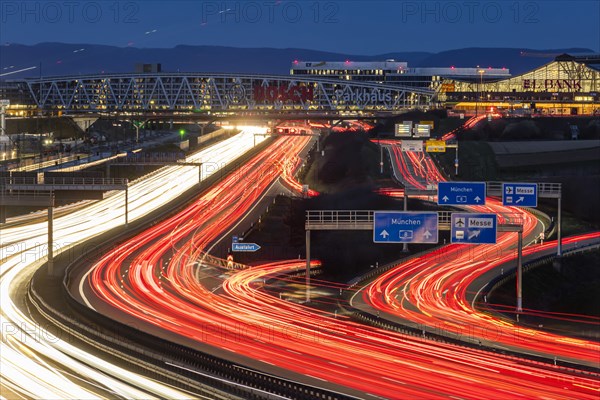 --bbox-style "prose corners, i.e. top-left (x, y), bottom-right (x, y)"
top-left (222, 259), bottom-right (600, 398)
top-left (0, 128), bottom-right (267, 398)
top-left (353, 234), bottom-right (600, 365)
top-left (77, 133), bottom-right (370, 397)
top-left (80, 134), bottom-right (600, 398)
top-left (357, 143), bottom-right (600, 367)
